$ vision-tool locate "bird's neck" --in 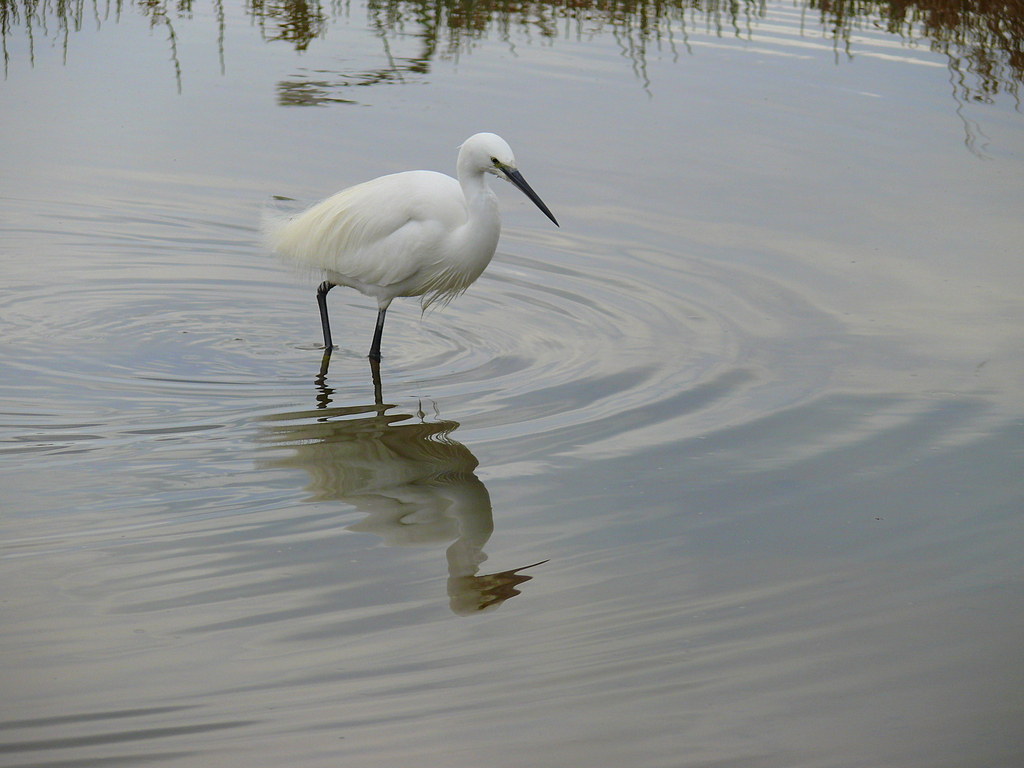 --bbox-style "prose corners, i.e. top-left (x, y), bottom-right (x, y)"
top-left (453, 171), bottom-right (501, 276)
top-left (459, 171), bottom-right (500, 231)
